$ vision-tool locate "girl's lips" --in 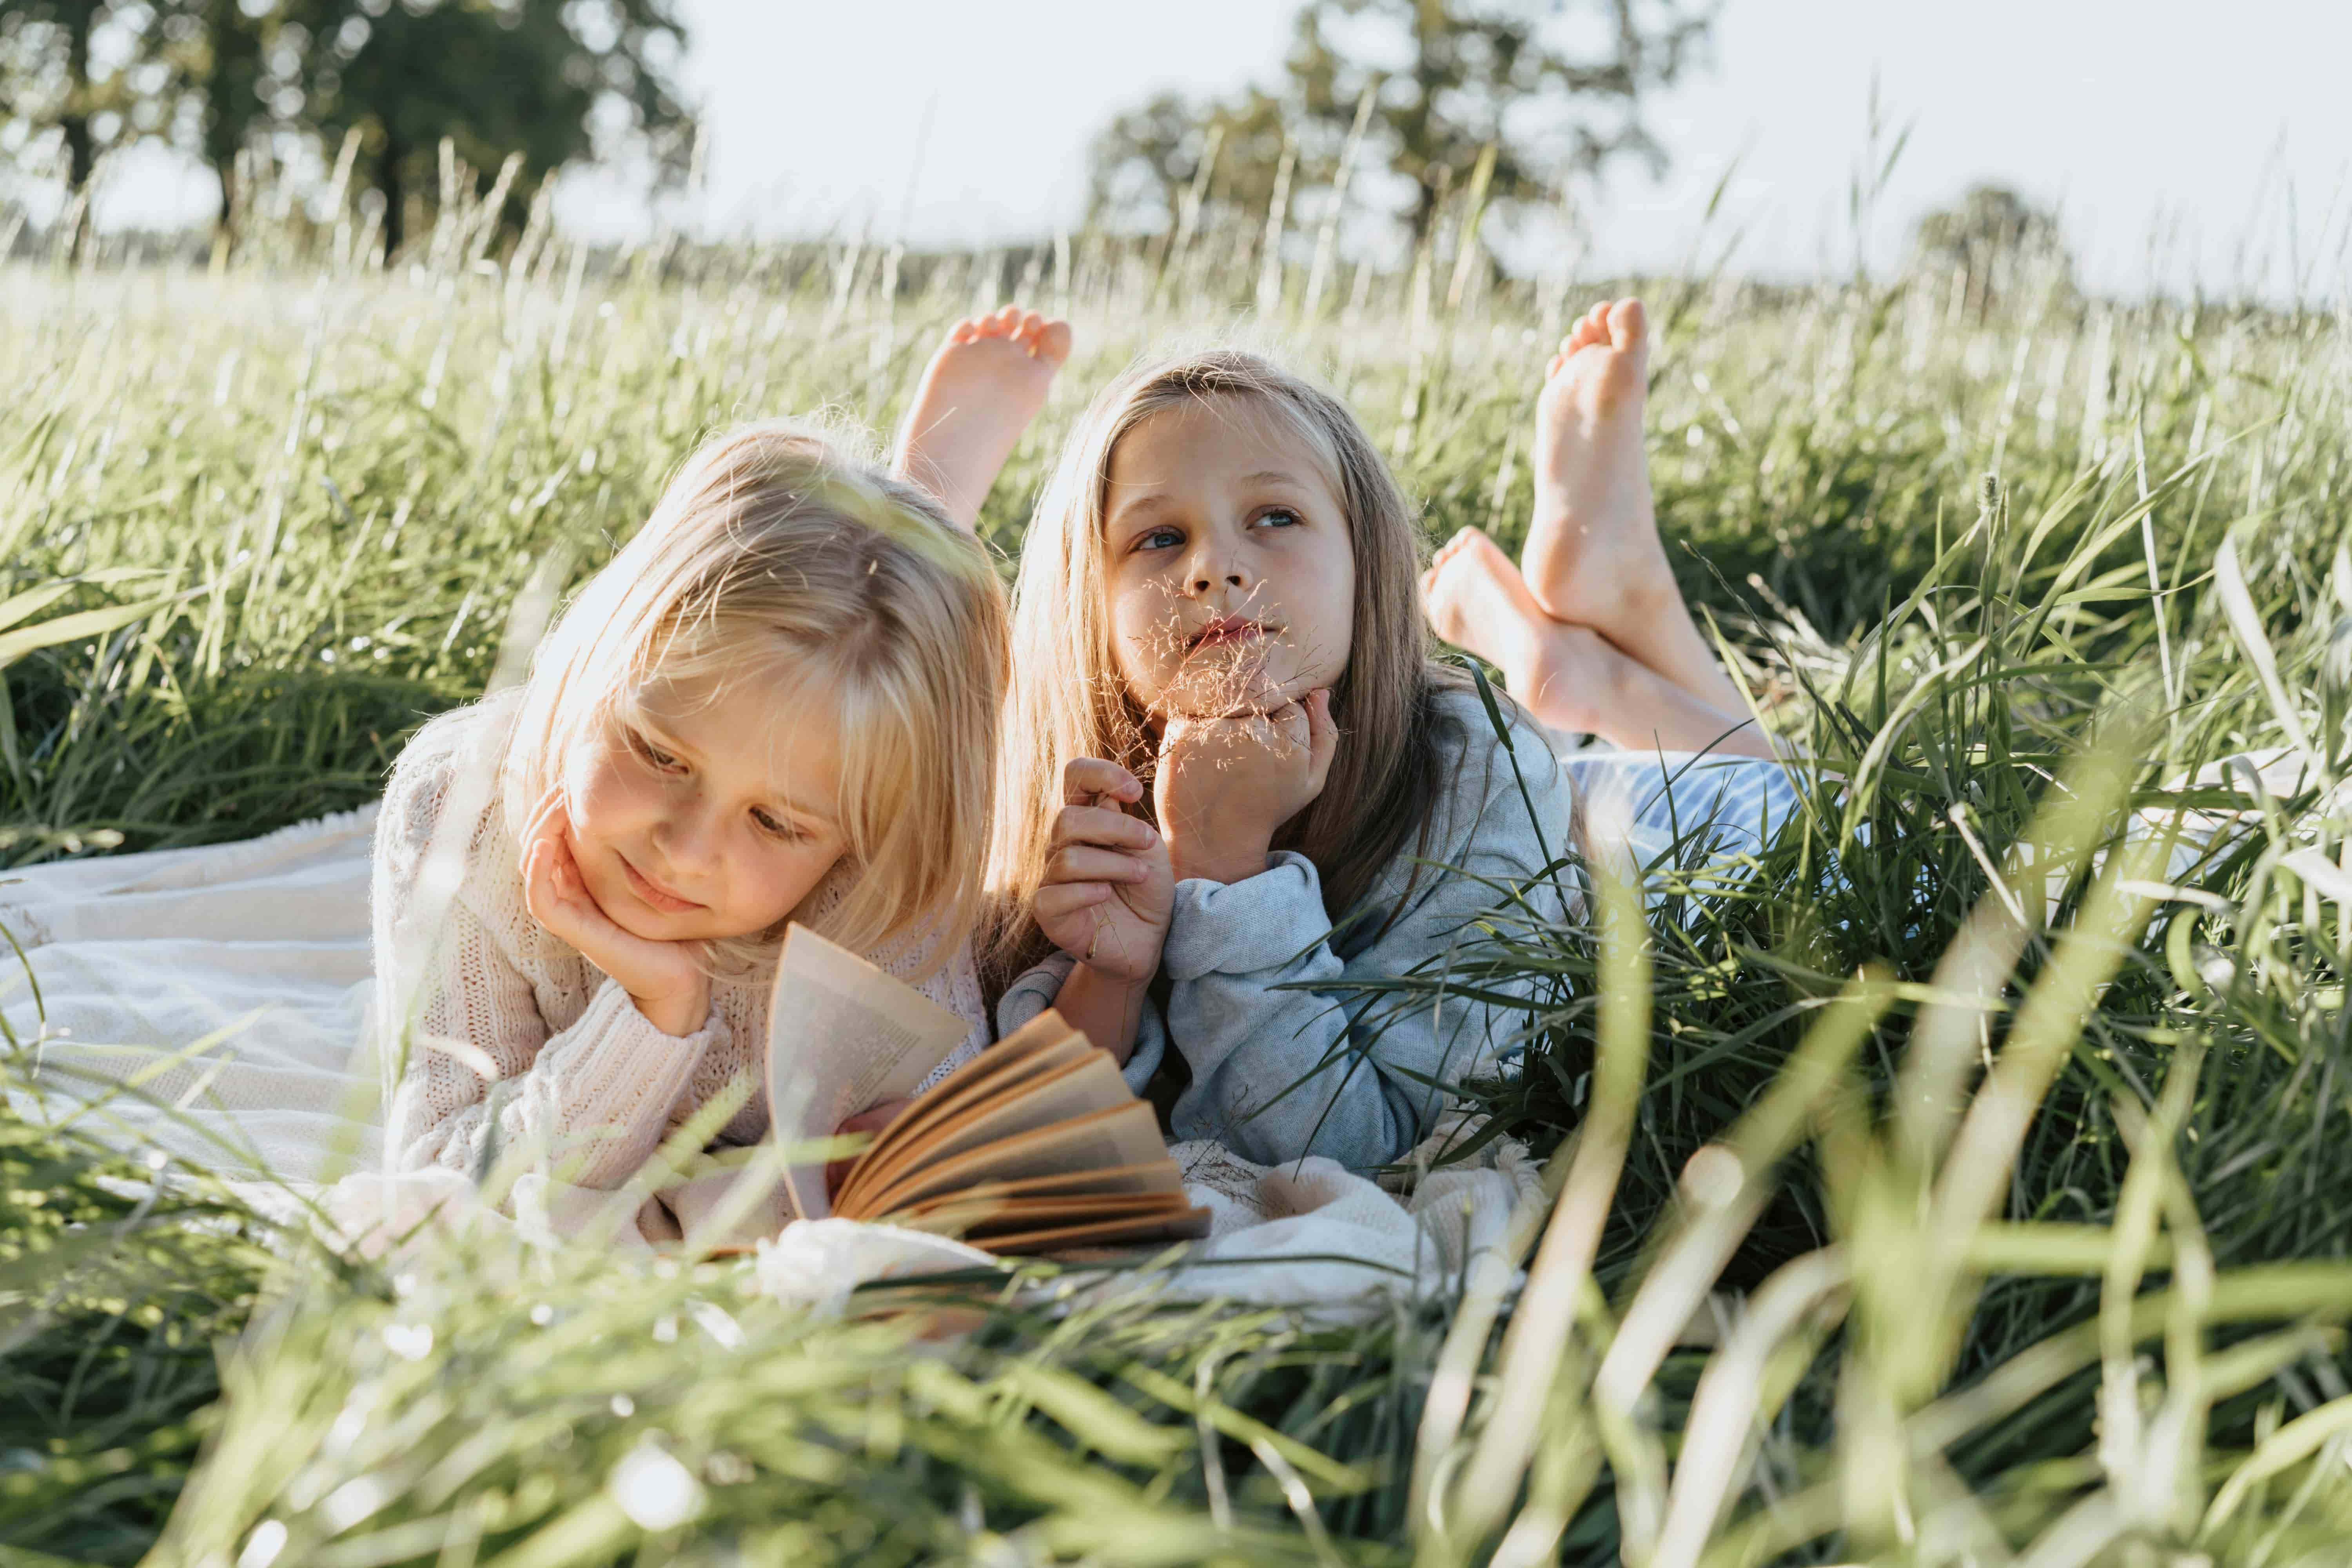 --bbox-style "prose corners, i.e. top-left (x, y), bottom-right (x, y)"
top-left (1189, 618), bottom-right (1269, 649)
top-left (618, 852), bottom-right (702, 913)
